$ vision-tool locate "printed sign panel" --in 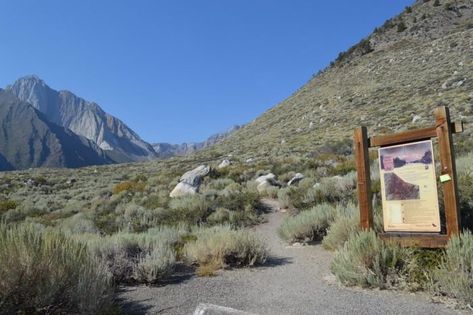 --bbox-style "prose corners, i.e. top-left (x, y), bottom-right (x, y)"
top-left (379, 140), bottom-right (441, 232)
